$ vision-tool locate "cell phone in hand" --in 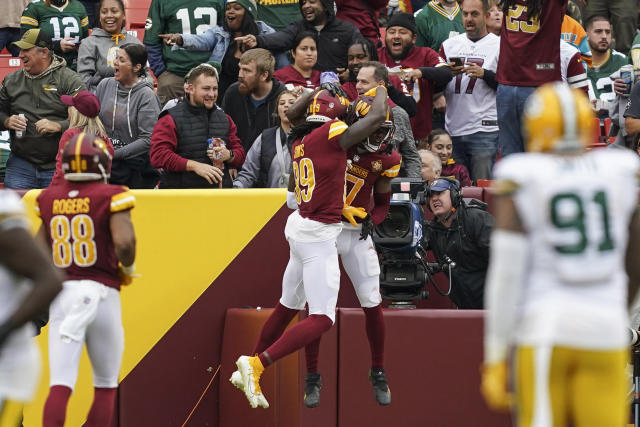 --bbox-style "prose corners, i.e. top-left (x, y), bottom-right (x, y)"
top-left (450, 57), bottom-right (463, 67)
